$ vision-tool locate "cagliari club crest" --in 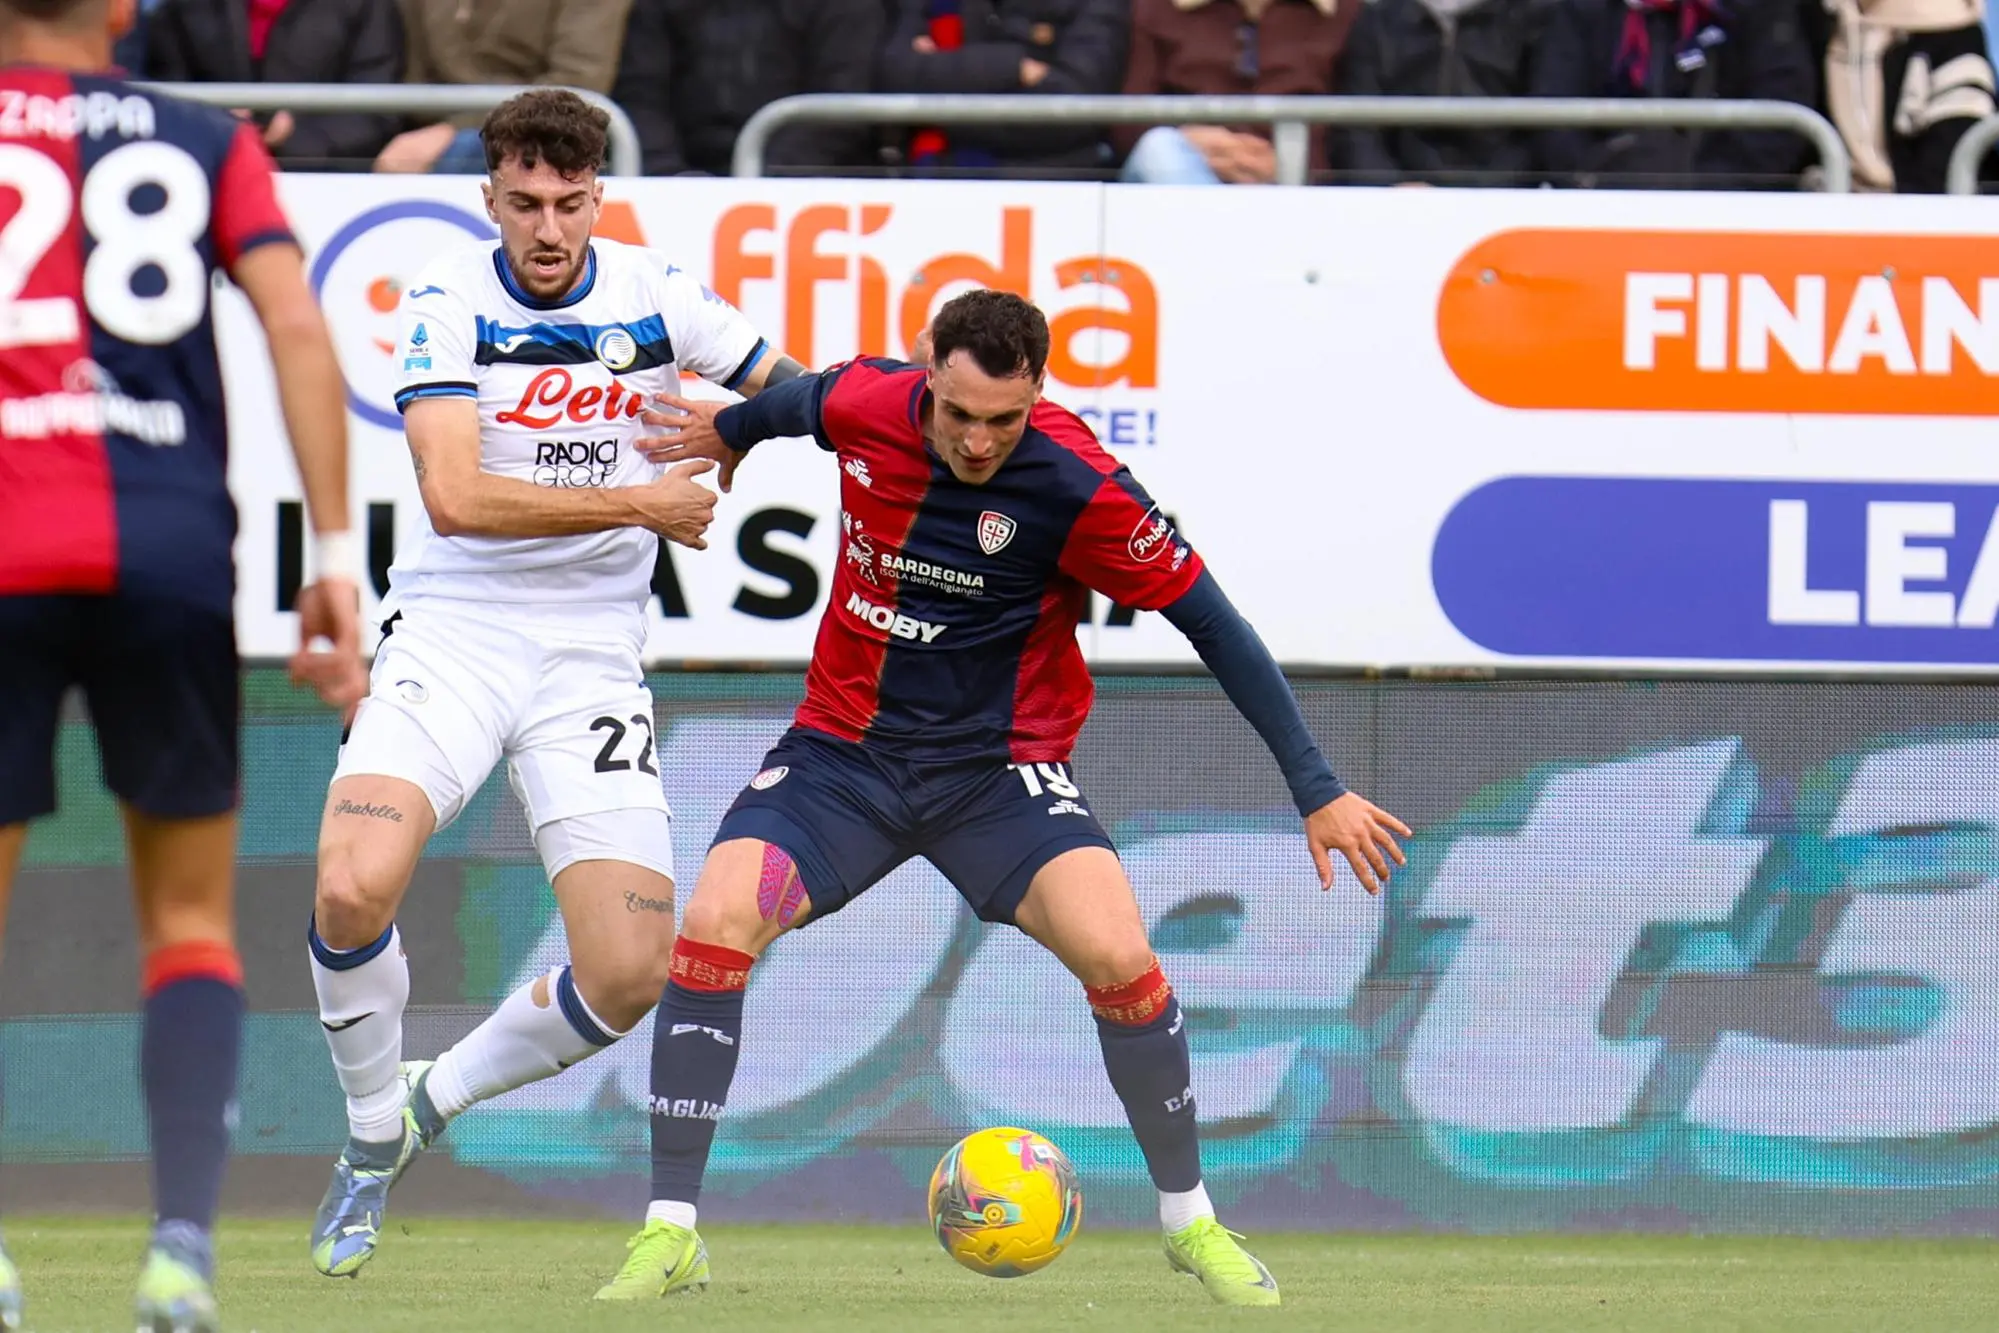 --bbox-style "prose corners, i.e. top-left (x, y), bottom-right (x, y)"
top-left (977, 510), bottom-right (1017, 555)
